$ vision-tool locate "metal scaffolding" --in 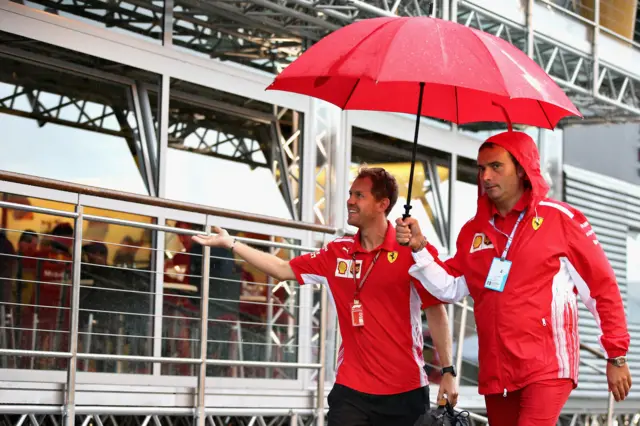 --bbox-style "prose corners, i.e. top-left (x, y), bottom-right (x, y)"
top-left (12, 0), bottom-right (640, 124)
